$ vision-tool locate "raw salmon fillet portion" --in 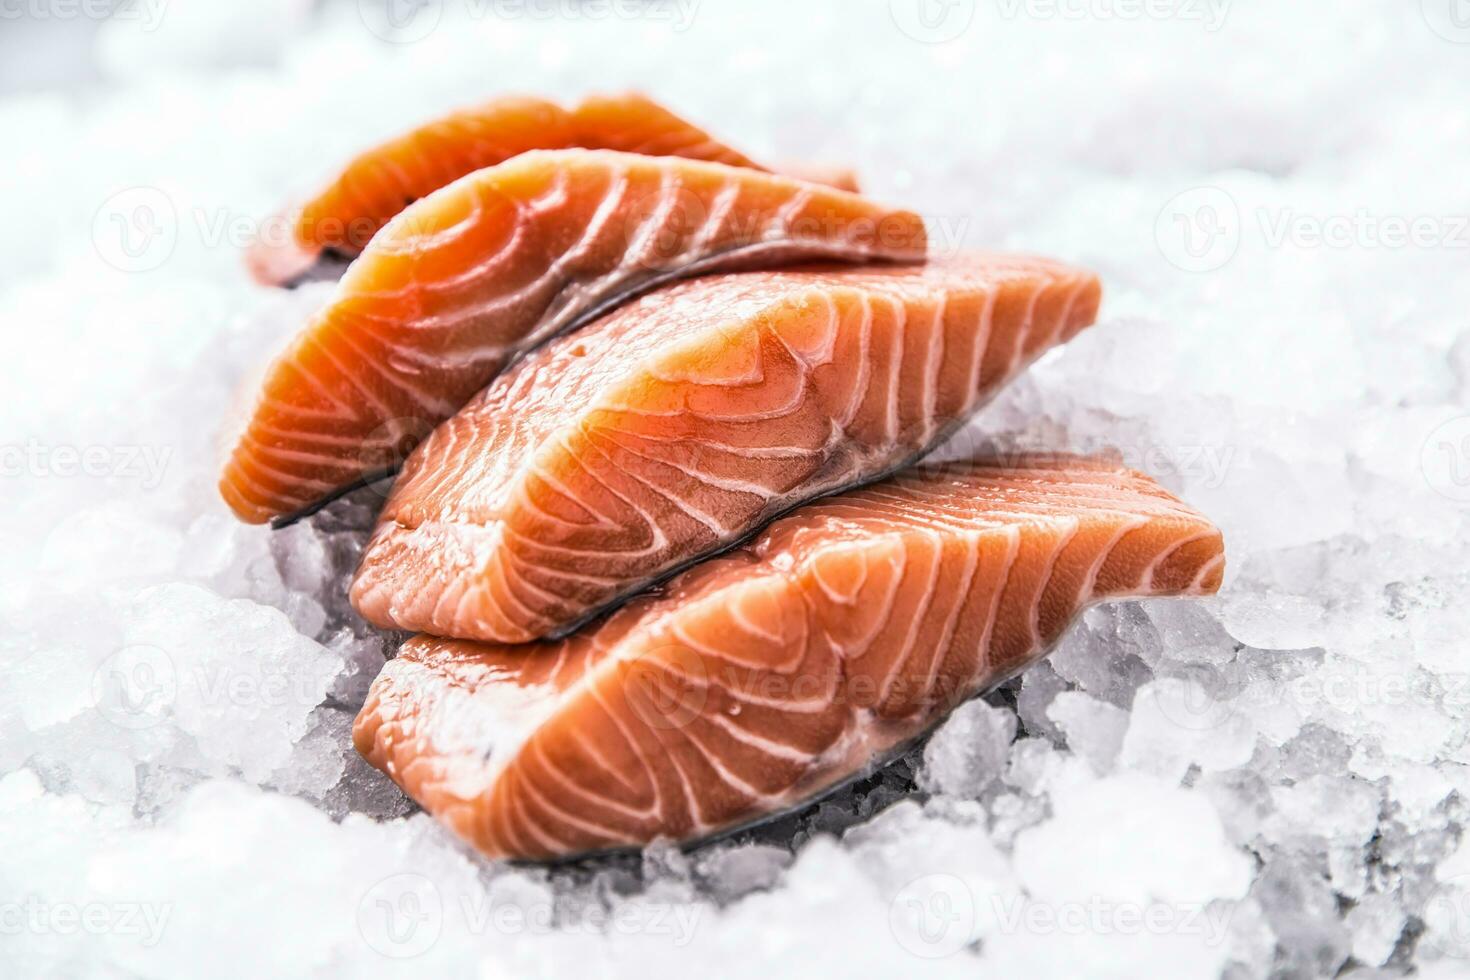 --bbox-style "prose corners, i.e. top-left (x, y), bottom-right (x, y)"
top-left (219, 150), bottom-right (926, 526)
top-left (350, 254), bottom-right (1101, 643)
top-left (352, 456), bottom-right (1225, 861)
top-left (246, 93), bottom-right (772, 286)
